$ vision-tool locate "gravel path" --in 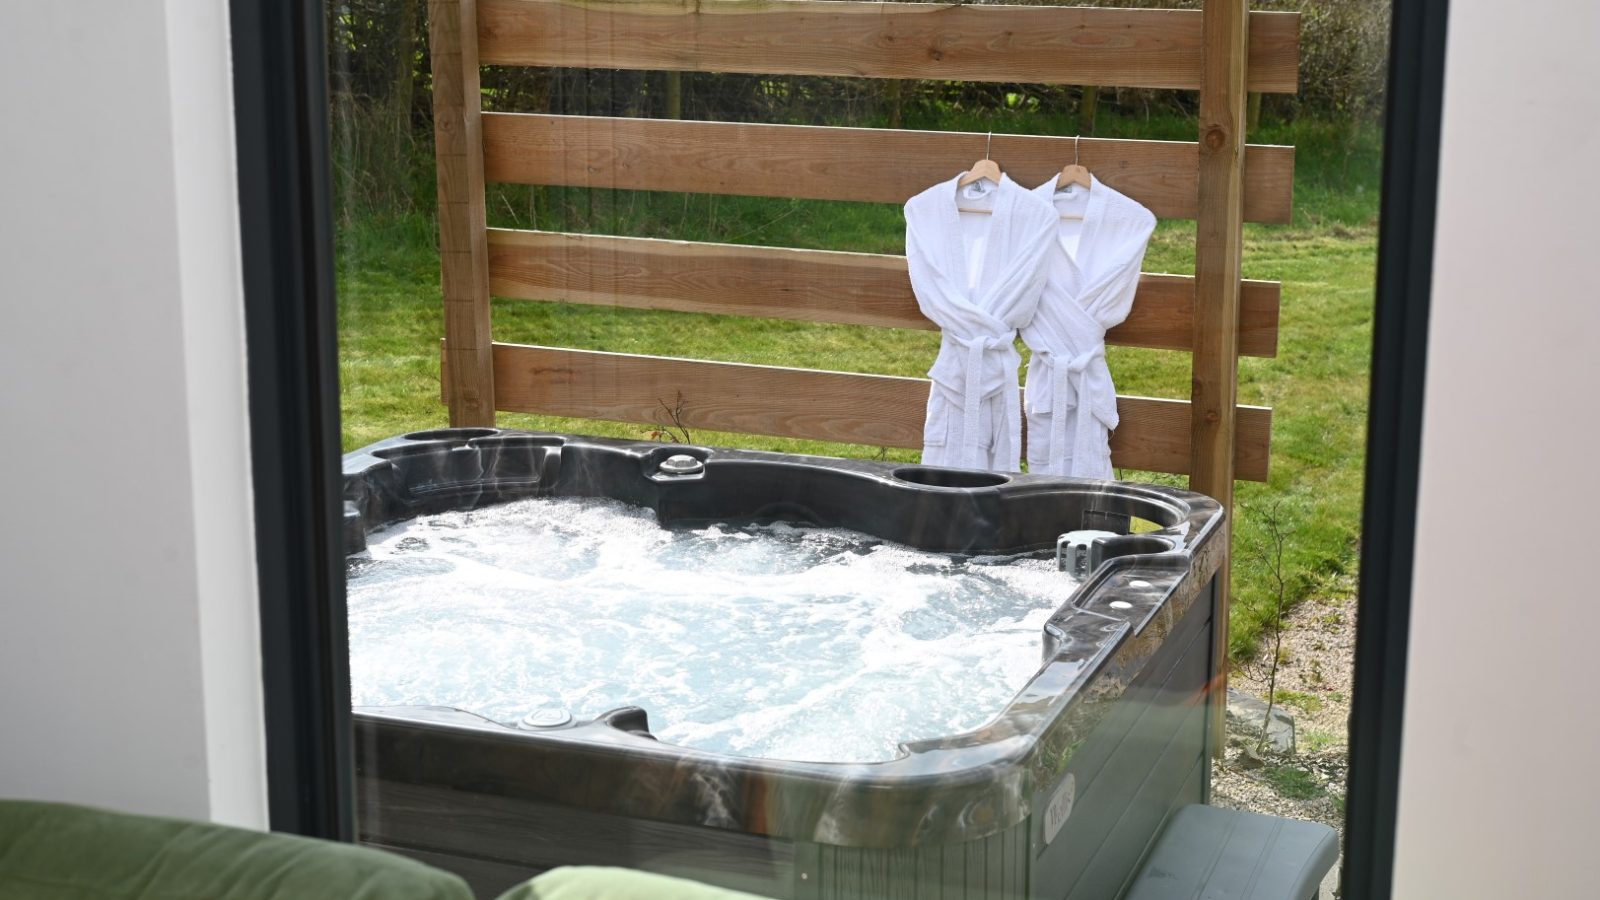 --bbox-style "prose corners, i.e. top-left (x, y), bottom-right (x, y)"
top-left (1211, 574), bottom-right (1356, 897)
